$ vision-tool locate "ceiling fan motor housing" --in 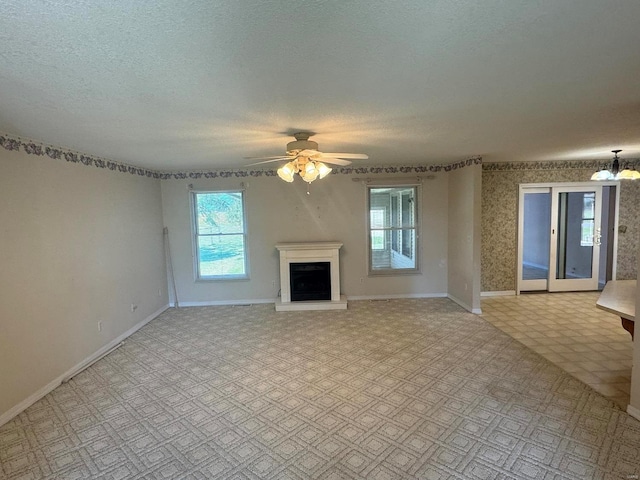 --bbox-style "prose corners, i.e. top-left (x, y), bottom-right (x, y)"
top-left (286, 138), bottom-right (319, 155)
